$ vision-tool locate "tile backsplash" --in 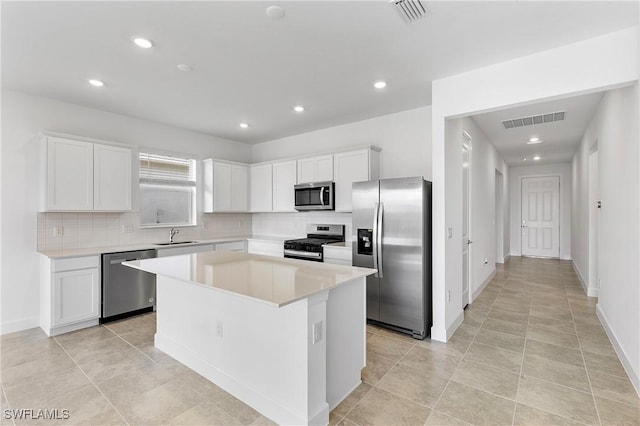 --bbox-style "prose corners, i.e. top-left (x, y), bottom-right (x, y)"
top-left (37, 211), bottom-right (252, 251)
